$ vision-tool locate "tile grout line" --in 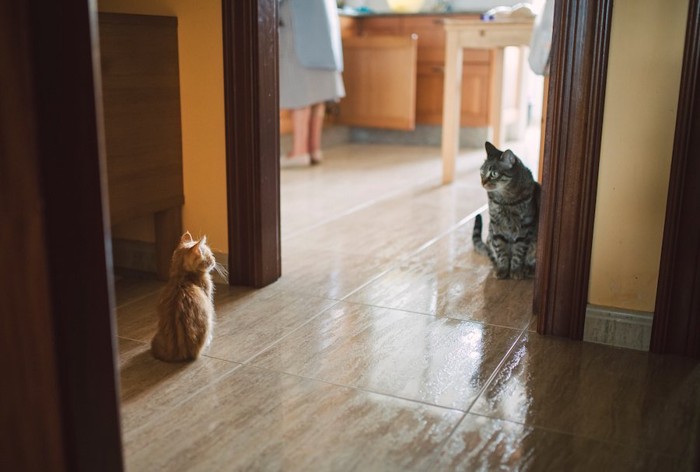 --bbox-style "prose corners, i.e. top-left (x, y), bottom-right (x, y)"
top-left (464, 411), bottom-right (684, 461)
top-left (334, 205), bottom-right (489, 304)
top-left (423, 327), bottom-right (530, 470)
top-left (463, 328), bottom-right (528, 415)
top-left (282, 174), bottom-right (442, 242)
top-left (114, 285), bottom-right (162, 310)
top-left (238, 206), bottom-right (492, 378)
top-left (338, 297), bottom-right (534, 332)
top-left (236, 299), bottom-right (344, 366)
top-left (122, 359), bottom-right (245, 440)
top-left (240, 363), bottom-right (470, 415)
top-left (282, 161), bottom-right (482, 244)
